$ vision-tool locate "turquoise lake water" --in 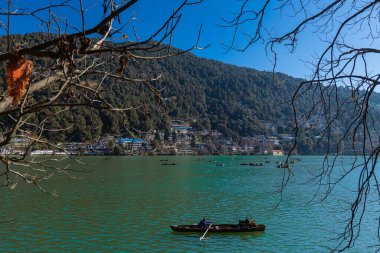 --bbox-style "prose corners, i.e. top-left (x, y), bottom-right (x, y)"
top-left (0, 156), bottom-right (379, 252)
